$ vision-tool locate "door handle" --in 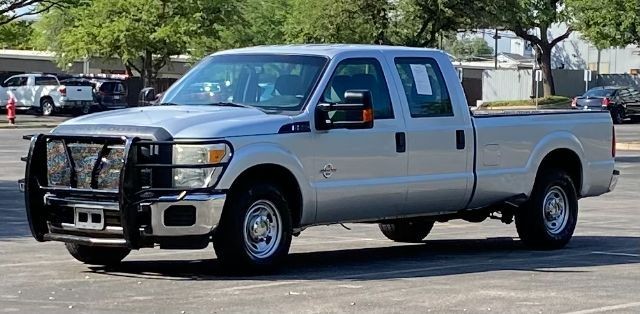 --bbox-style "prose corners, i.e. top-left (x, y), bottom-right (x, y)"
top-left (395, 132), bottom-right (406, 153)
top-left (456, 130), bottom-right (465, 150)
